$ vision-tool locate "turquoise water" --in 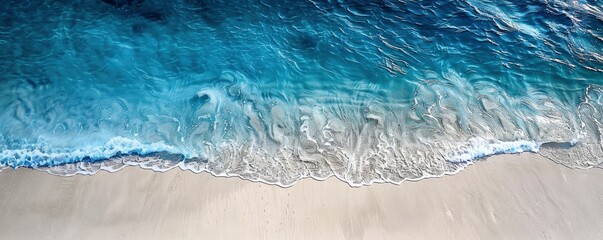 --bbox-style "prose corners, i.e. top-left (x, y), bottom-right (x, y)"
top-left (0, 0), bottom-right (602, 185)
